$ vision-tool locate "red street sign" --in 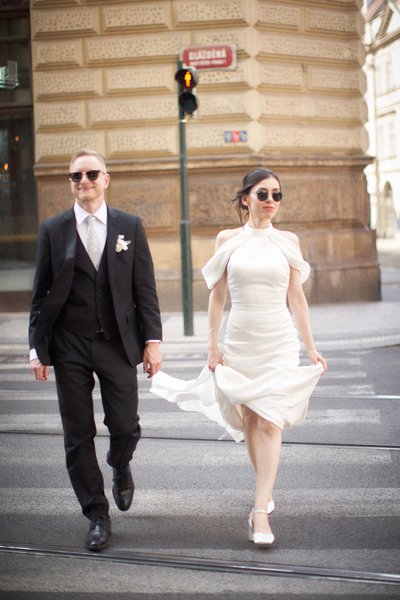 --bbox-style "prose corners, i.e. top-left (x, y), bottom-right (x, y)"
top-left (180, 44), bottom-right (237, 70)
